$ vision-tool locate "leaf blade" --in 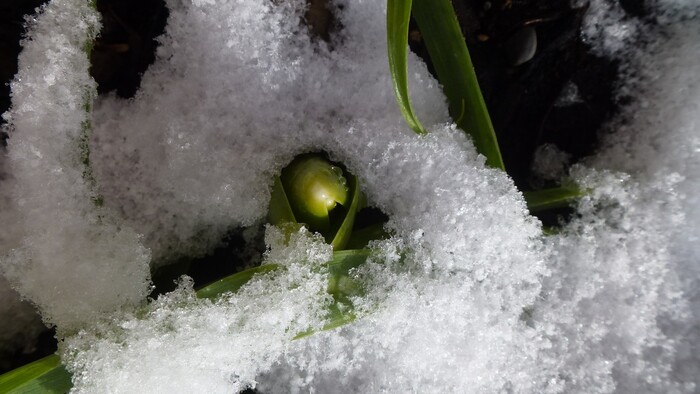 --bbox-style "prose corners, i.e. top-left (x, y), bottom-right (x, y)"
top-left (411, 0), bottom-right (505, 170)
top-left (195, 264), bottom-right (281, 300)
top-left (524, 185), bottom-right (585, 214)
top-left (0, 355), bottom-right (72, 394)
top-left (387, 0), bottom-right (428, 135)
top-left (331, 174), bottom-right (362, 250)
top-left (268, 176), bottom-right (297, 225)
